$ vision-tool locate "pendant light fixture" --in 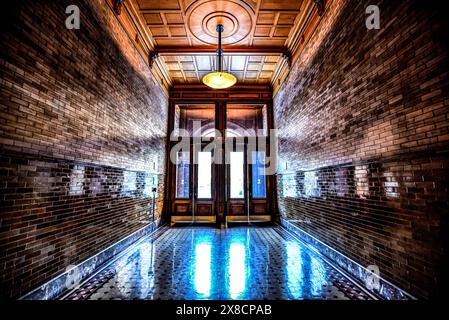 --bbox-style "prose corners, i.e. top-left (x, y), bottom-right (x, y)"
top-left (202, 24), bottom-right (237, 89)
